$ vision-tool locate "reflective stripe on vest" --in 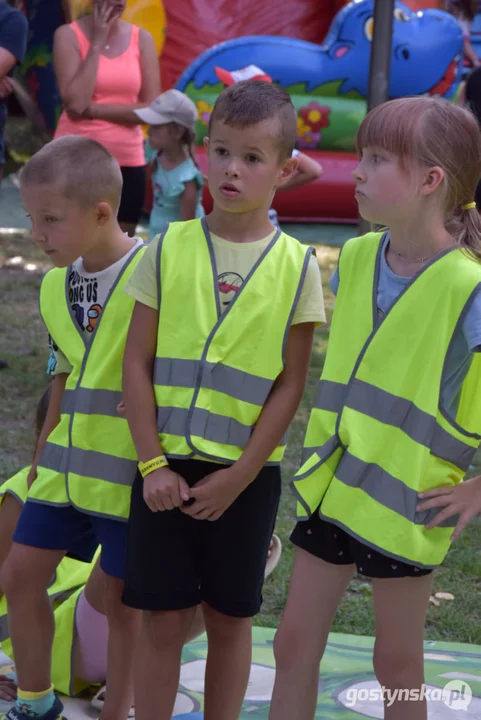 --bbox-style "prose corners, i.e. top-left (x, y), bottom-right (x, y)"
top-left (303, 378), bottom-right (475, 470)
top-left (292, 232), bottom-right (481, 568)
top-left (34, 244), bottom-right (146, 518)
top-left (154, 218), bottom-right (313, 464)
